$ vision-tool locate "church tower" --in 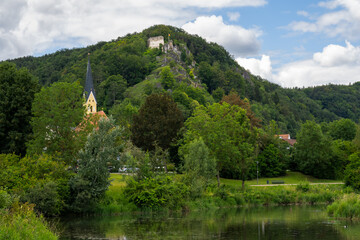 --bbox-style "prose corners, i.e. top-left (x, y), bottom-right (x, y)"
top-left (84, 53), bottom-right (97, 114)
